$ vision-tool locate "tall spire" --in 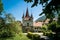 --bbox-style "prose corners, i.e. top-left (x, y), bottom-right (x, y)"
top-left (22, 12), bottom-right (24, 18)
top-left (25, 7), bottom-right (29, 17)
top-left (31, 13), bottom-right (33, 18)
